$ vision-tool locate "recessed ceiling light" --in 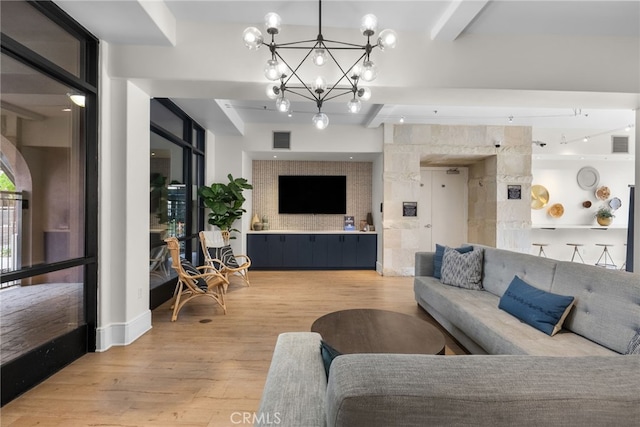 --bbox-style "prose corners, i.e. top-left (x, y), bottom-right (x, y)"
top-left (62, 108), bottom-right (71, 112)
top-left (273, 155), bottom-right (277, 158)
